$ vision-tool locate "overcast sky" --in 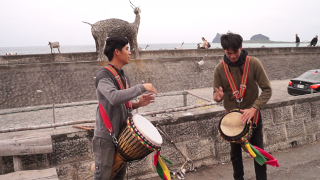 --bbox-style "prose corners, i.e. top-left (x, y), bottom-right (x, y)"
top-left (0, 0), bottom-right (319, 47)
